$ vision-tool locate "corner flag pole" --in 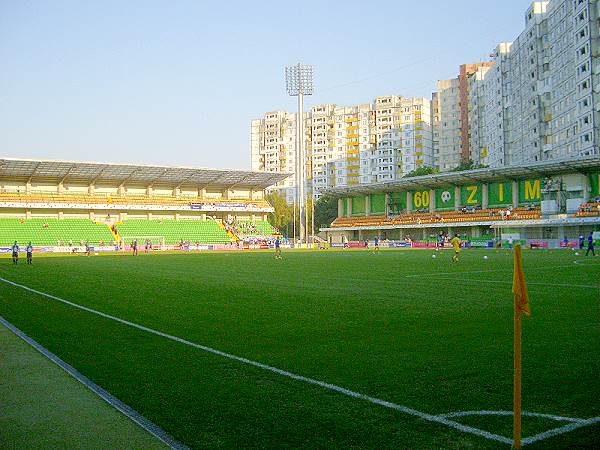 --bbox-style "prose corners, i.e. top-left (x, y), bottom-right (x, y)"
top-left (512, 243), bottom-right (531, 449)
top-left (513, 294), bottom-right (523, 448)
